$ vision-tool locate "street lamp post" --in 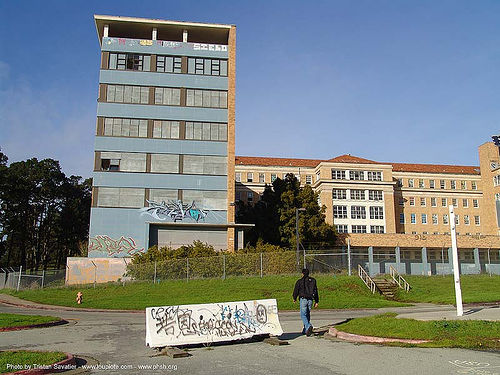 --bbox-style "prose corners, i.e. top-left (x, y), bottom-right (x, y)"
top-left (296, 208), bottom-right (306, 272)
